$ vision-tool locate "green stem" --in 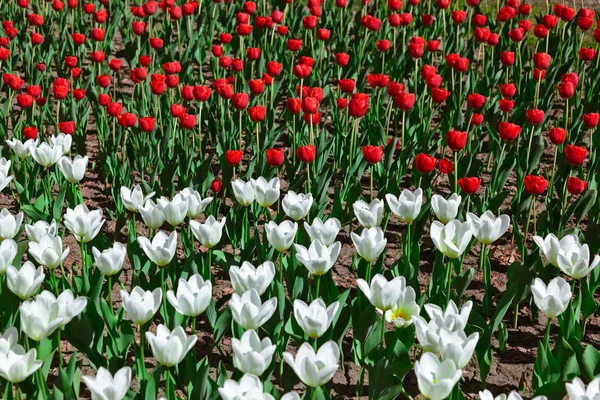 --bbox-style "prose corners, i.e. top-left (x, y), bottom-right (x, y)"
top-left (314, 274), bottom-right (321, 300)
top-left (108, 275), bottom-right (114, 316)
top-left (544, 318), bottom-right (552, 349)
